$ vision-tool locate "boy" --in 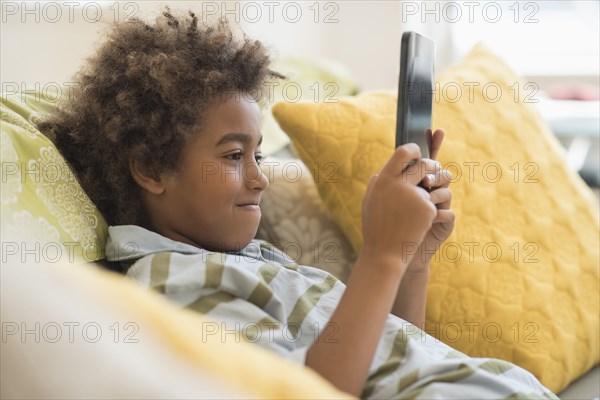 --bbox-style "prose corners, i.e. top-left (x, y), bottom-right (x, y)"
top-left (40, 9), bottom-right (558, 399)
